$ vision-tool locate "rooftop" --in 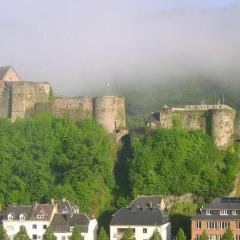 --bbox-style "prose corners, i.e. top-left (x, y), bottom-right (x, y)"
top-left (110, 207), bottom-right (169, 226)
